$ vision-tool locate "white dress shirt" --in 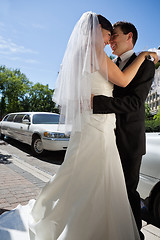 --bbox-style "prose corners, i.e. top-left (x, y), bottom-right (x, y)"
top-left (116, 49), bottom-right (134, 70)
